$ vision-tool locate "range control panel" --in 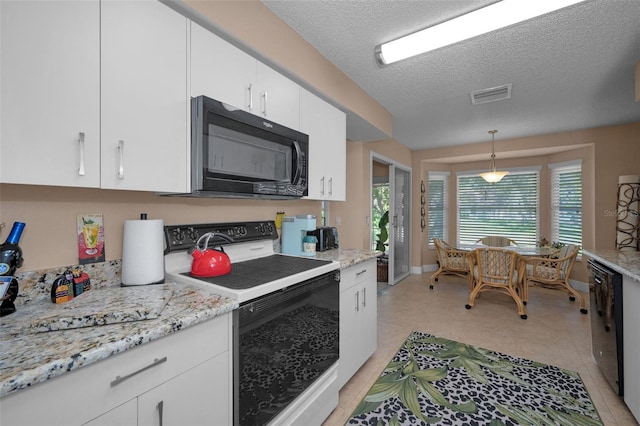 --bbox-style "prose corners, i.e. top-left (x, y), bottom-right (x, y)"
top-left (164, 221), bottom-right (277, 254)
